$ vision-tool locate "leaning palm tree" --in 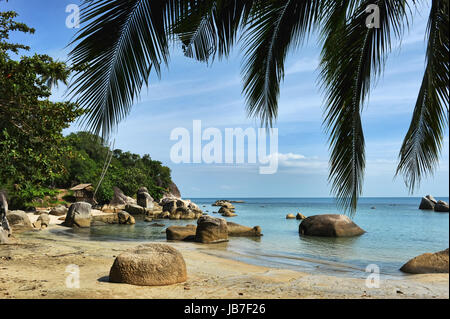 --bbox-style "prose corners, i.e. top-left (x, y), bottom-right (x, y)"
top-left (68, 0), bottom-right (449, 215)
